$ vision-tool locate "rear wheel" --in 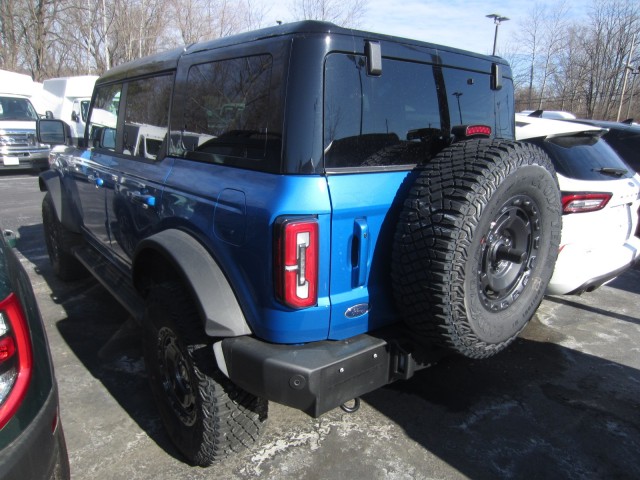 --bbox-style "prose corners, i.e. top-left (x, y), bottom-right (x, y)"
top-left (142, 282), bottom-right (267, 466)
top-left (392, 139), bottom-right (562, 358)
top-left (42, 192), bottom-right (87, 280)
